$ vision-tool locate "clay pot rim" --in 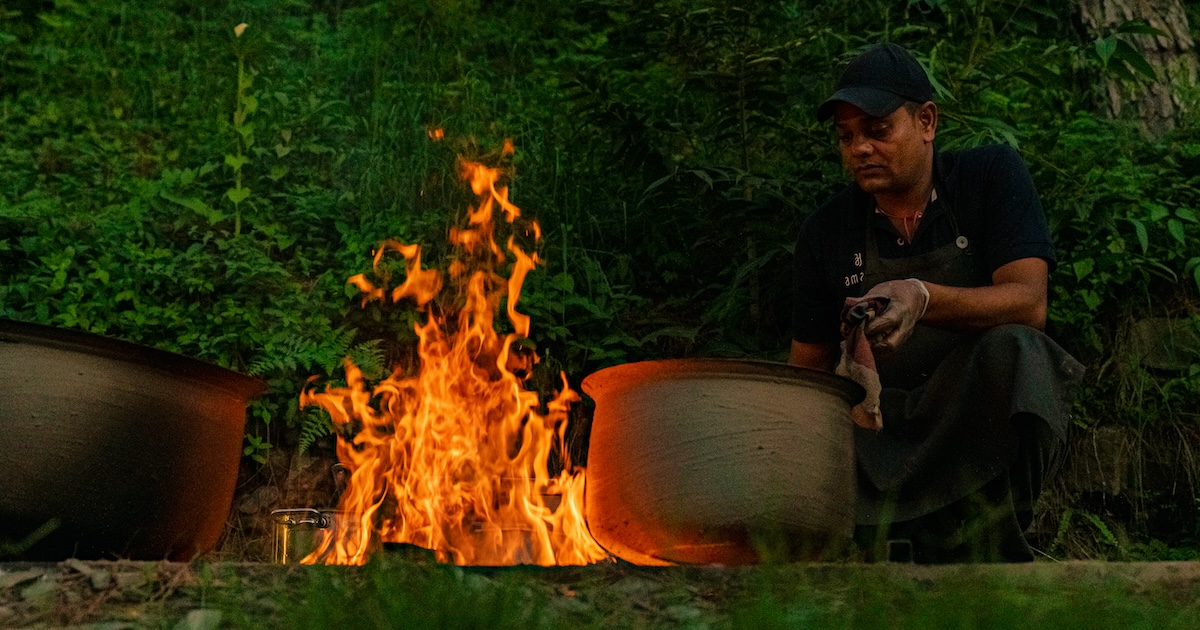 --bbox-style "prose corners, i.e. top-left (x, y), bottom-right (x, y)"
top-left (581, 357), bottom-right (864, 406)
top-left (0, 318), bottom-right (266, 400)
